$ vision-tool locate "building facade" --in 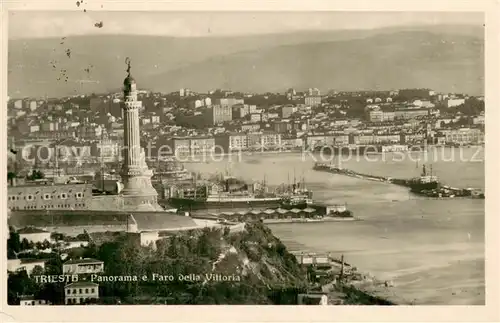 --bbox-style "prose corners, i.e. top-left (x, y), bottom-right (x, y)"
top-left (8, 183), bottom-right (93, 211)
top-left (63, 258), bottom-right (105, 275)
top-left (65, 282), bottom-right (99, 305)
top-left (305, 96), bottom-right (322, 107)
